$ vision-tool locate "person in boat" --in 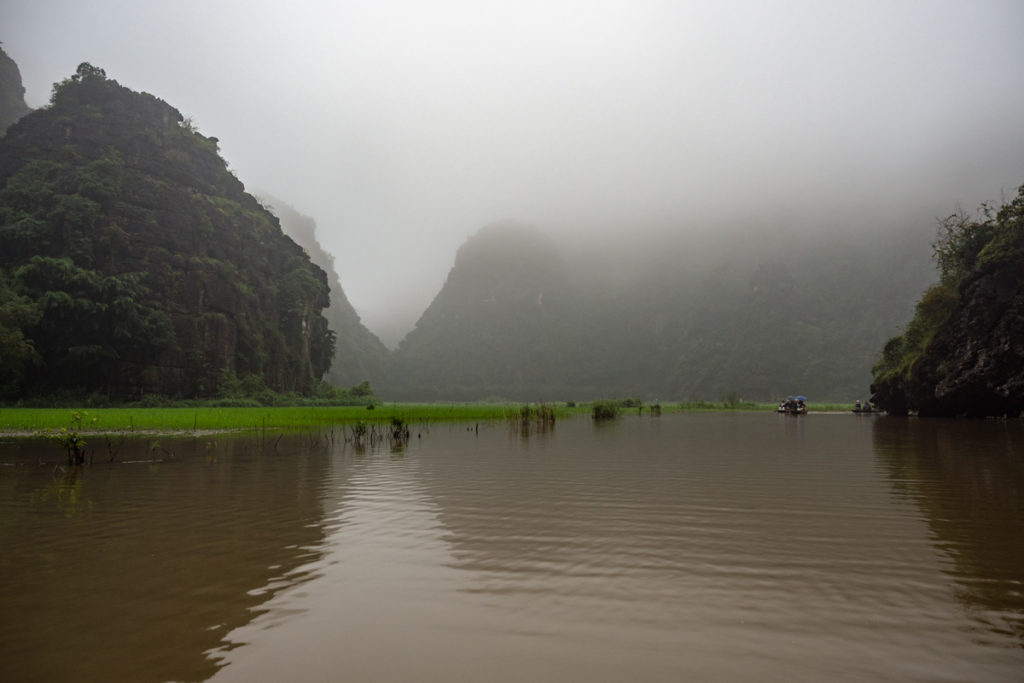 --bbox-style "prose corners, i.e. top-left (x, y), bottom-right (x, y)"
top-left (855, 399), bottom-right (862, 411)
